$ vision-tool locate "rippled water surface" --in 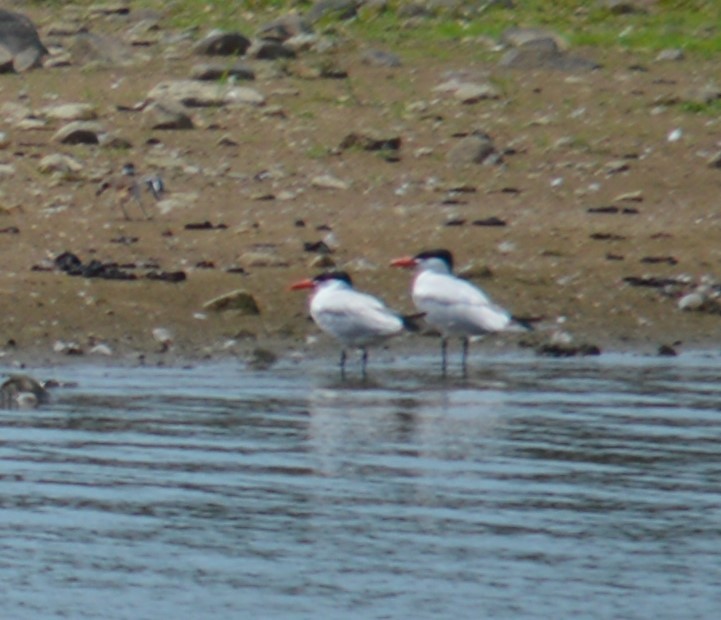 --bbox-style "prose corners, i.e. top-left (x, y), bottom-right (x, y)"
top-left (2, 352), bottom-right (721, 619)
